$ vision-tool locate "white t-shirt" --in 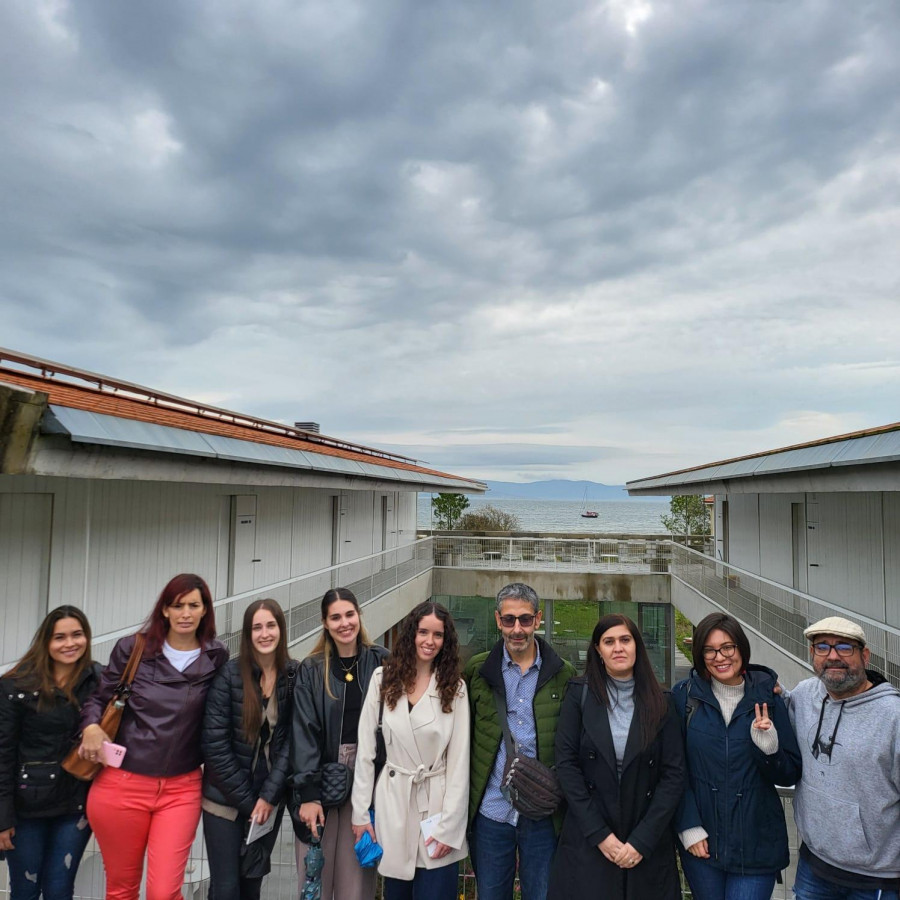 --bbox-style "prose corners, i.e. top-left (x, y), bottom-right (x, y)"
top-left (163, 641), bottom-right (201, 672)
